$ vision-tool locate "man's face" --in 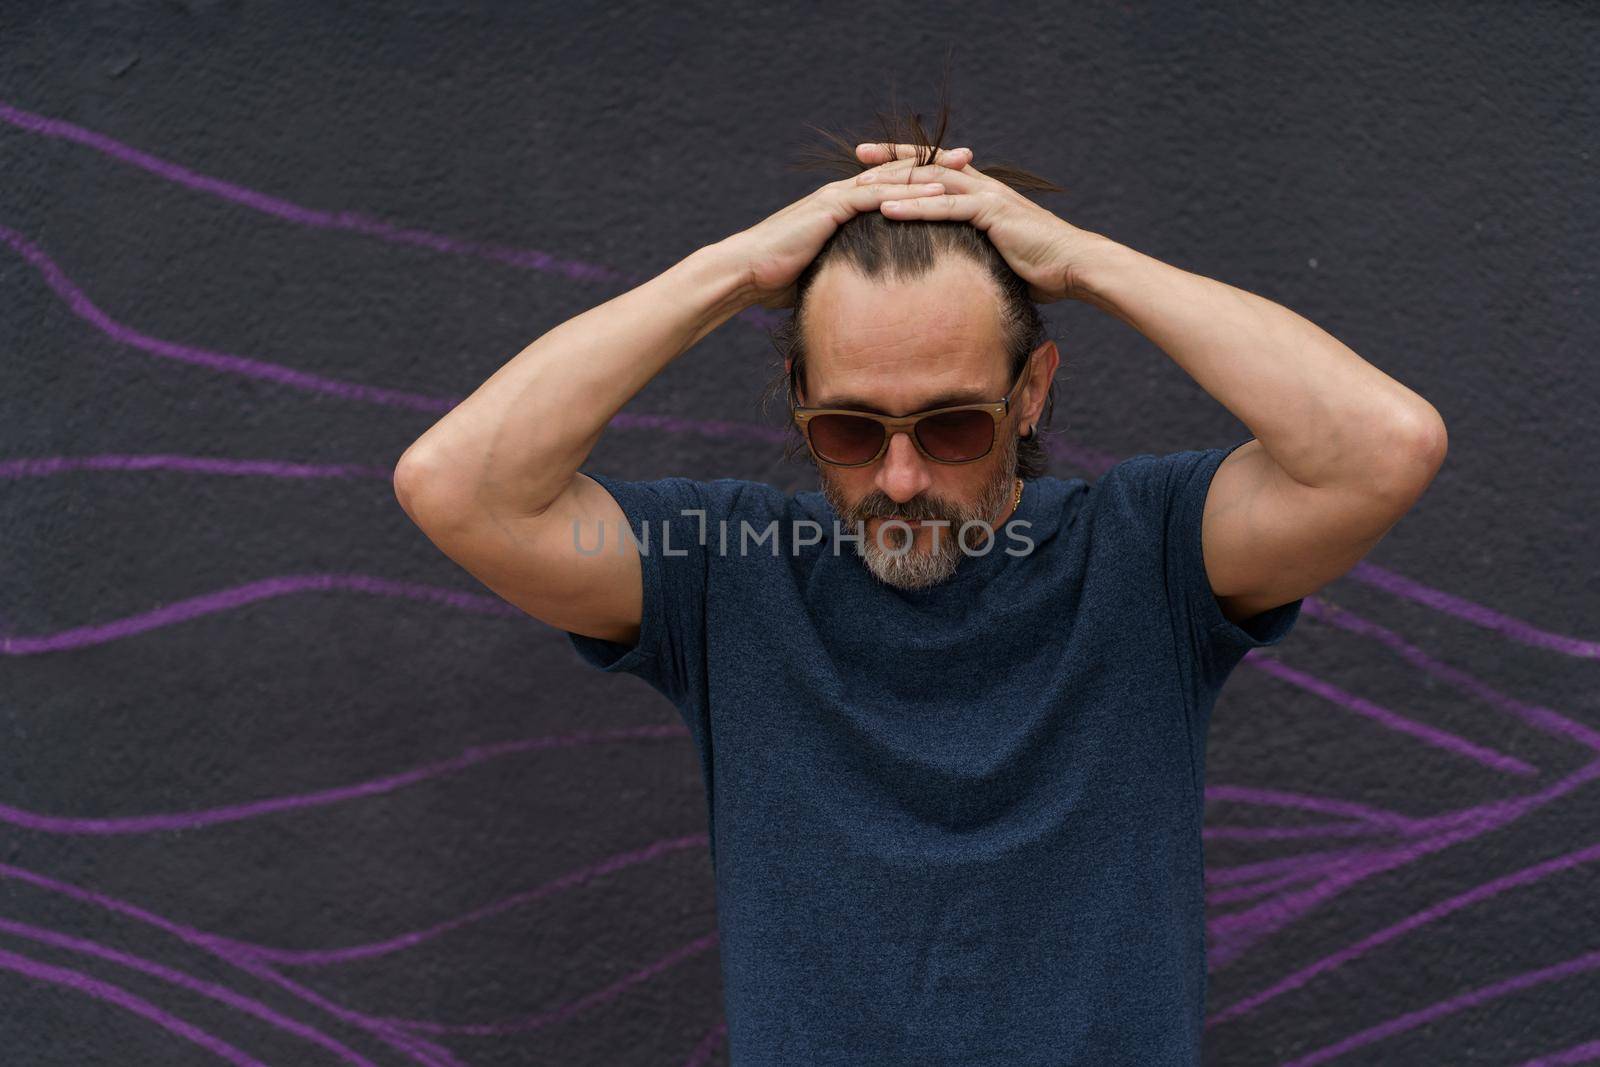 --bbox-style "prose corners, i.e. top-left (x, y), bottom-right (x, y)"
top-left (796, 255), bottom-right (1035, 591)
